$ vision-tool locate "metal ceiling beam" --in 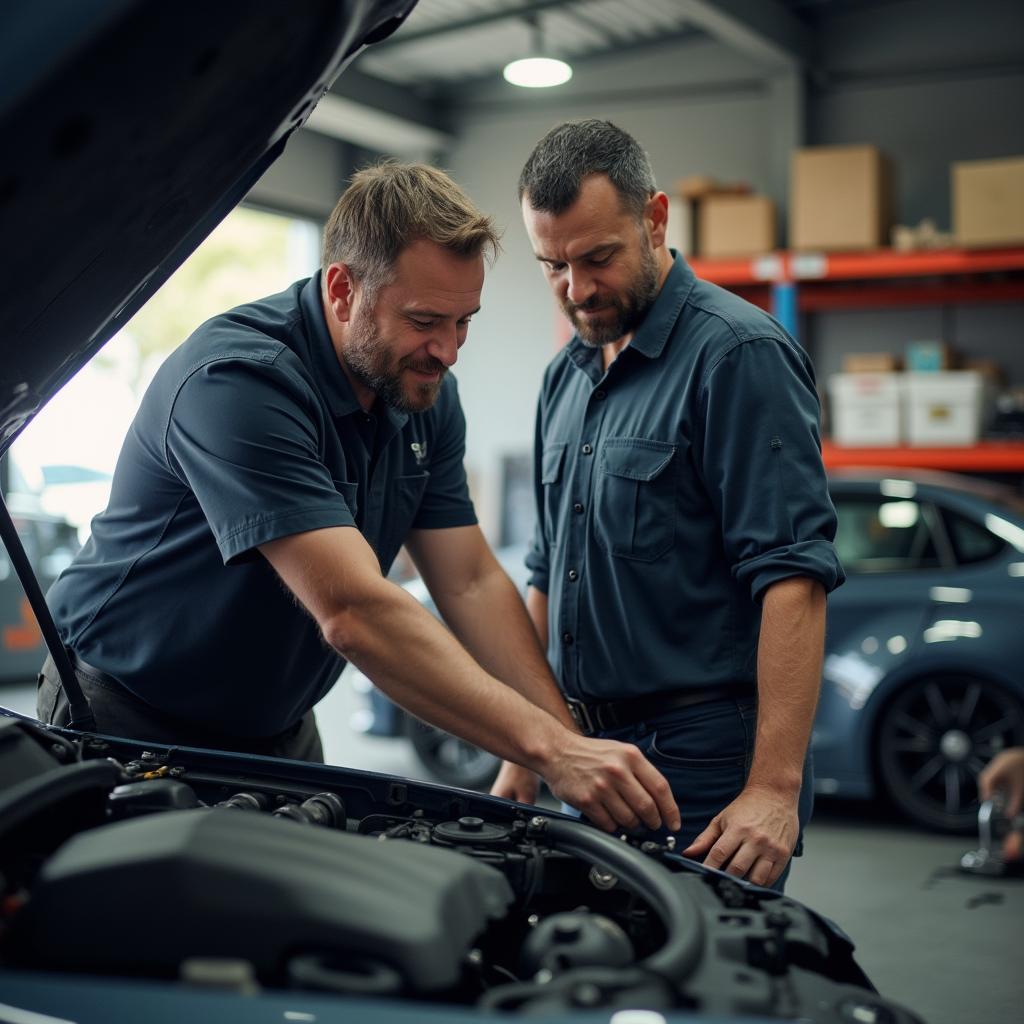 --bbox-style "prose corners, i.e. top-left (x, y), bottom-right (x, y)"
top-left (678, 0), bottom-right (813, 67)
top-left (328, 65), bottom-right (453, 132)
top-left (370, 0), bottom-right (589, 51)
